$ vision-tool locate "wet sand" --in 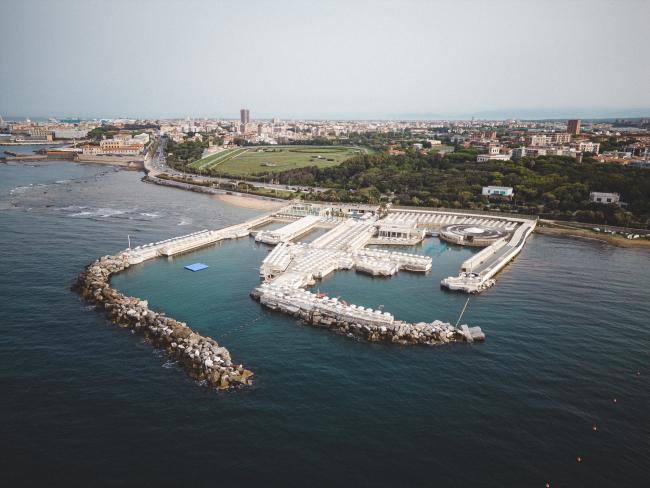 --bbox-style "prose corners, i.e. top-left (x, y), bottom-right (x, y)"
top-left (213, 193), bottom-right (287, 211)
